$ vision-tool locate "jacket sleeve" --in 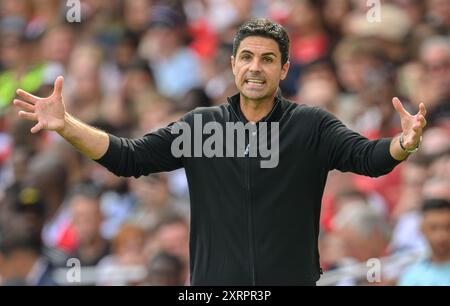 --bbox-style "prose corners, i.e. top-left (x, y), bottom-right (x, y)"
top-left (316, 108), bottom-right (401, 177)
top-left (94, 121), bottom-right (184, 178)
